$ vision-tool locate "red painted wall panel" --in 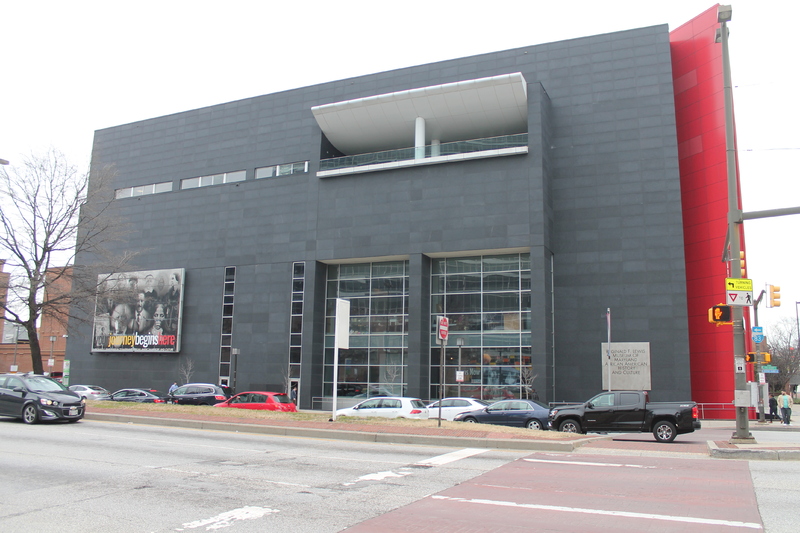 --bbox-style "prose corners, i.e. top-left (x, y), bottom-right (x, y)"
top-left (670, 5), bottom-right (749, 416)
